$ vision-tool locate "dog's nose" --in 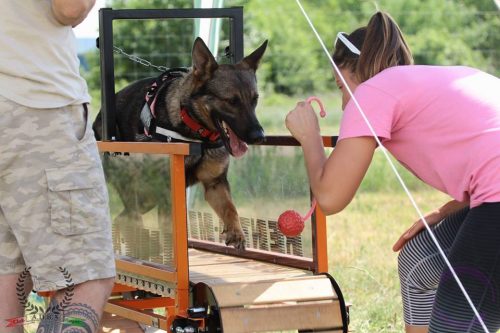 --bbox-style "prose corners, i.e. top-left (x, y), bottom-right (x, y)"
top-left (247, 128), bottom-right (265, 144)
